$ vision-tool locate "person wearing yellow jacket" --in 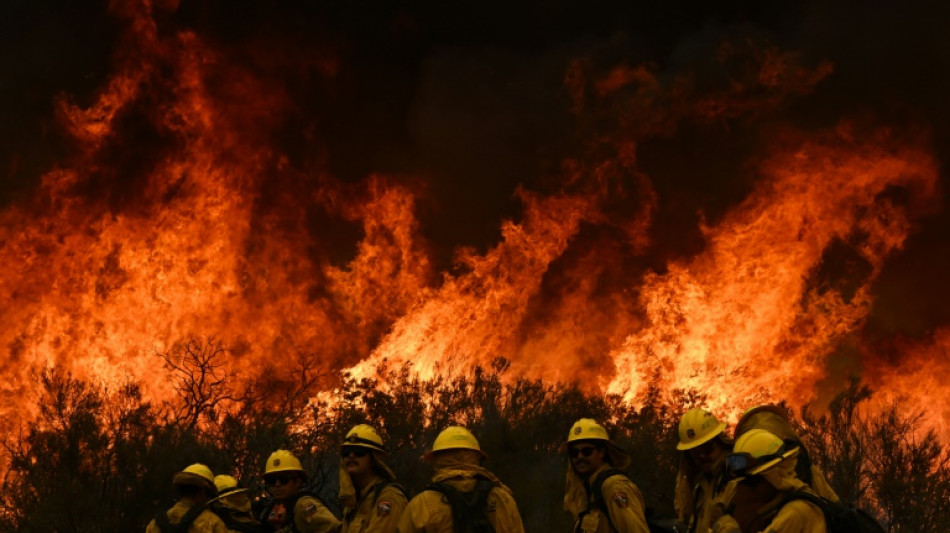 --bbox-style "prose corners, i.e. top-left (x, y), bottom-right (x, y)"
top-left (396, 425), bottom-right (525, 533)
top-left (339, 424), bottom-right (408, 533)
top-left (674, 409), bottom-right (736, 533)
top-left (712, 429), bottom-right (826, 533)
top-left (734, 406), bottom-right (839, 503)
top-left (563, 419), bottom-right (649, 533)
top-left (259, 449), bottom-right (340, 533)
top-left (146, 463), bottom-right (228, 533)
top-left (211, 475), bottom-right (263, 533)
